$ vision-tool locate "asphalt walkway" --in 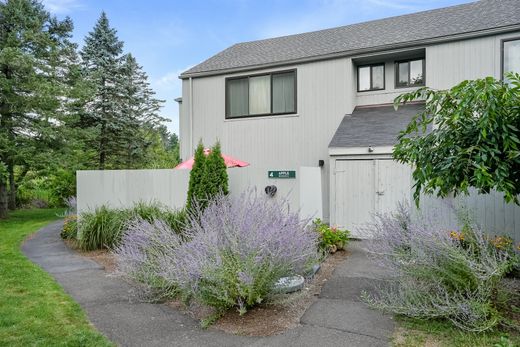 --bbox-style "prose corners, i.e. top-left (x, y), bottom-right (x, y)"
top-left (22, 221), bottom-right (394, 347)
